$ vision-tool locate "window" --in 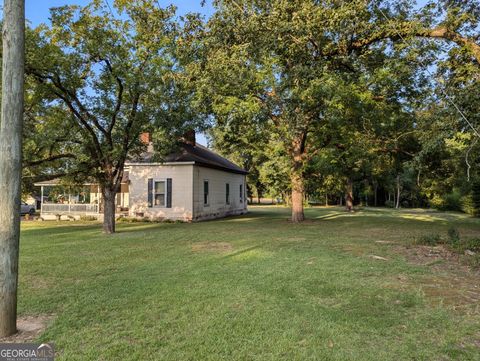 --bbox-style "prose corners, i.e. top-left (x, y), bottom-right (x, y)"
top-left (148, 178), bottom-right (172, 208)
top-left (154, 181), bottom-right (166, 207)
top-left (226, 183), bottom-right (230, 204)
top-left (240, 184), bottom-right (243, 203)
top-left (203, 180), bottom-right (209, 206)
